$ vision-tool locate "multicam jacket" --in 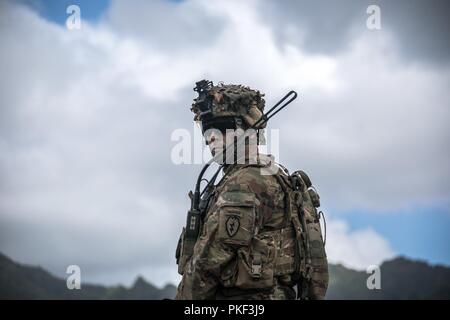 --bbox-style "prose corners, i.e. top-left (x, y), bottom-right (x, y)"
top-left (176, 156), bottom-right (328, 300)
